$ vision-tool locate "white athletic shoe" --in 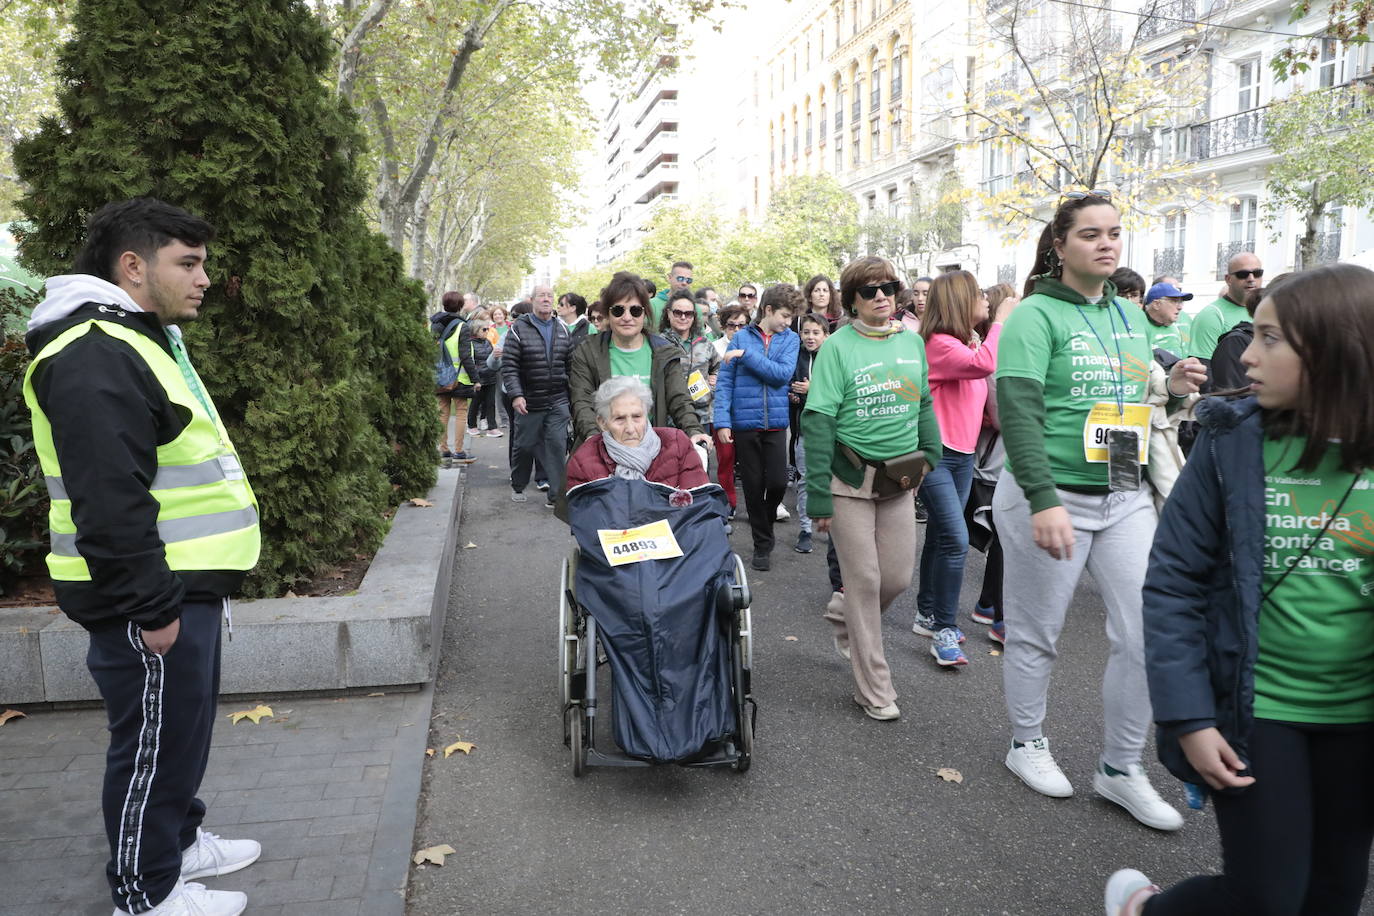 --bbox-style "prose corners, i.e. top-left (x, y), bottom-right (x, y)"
top-left (1093, 764), bottom-right (1185, 831)
top-left (1104, 868), bottom-right (1160, 915)
top-left (775, 504), bottom-right (790, 521)
top-left (1005, 737), bottom-right (1074, 798)
top-left (180, 828), bottom-right (262, 879)
top-left (855, 699), bottom-right (900, 721)
top-left (115, 880), bottom-right (247, 916)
